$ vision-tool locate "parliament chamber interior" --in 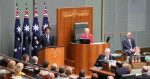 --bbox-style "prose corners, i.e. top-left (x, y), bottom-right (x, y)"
top-left (0, 0), bottom-right (150, 79)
